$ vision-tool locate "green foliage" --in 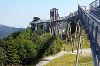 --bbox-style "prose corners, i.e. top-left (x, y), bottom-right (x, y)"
top-left (33, 17), bottom-right (40, 22)
top-left (0, 28), bottom-right (64, 65)
top-left (45, 54), bottom-right (93, 66)
top-left (5, 39), bottom-right (19, 64)
top-left (0, 47), bottom-right (7, 64)
top-left (45, 36), bottom-right (63, 55)
top-left (15, 39), bottom-right (36, 64)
